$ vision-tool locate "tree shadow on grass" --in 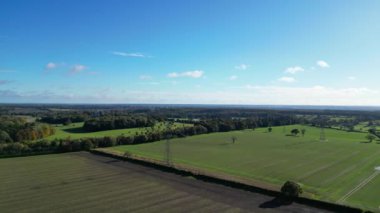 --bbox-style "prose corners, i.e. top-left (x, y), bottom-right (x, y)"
top-left (218, 142), bottom-right (231, 146)
top-left (63, 127), bottom-right (88, 134)
top-left (259, 197), bottom-right (292, 209)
